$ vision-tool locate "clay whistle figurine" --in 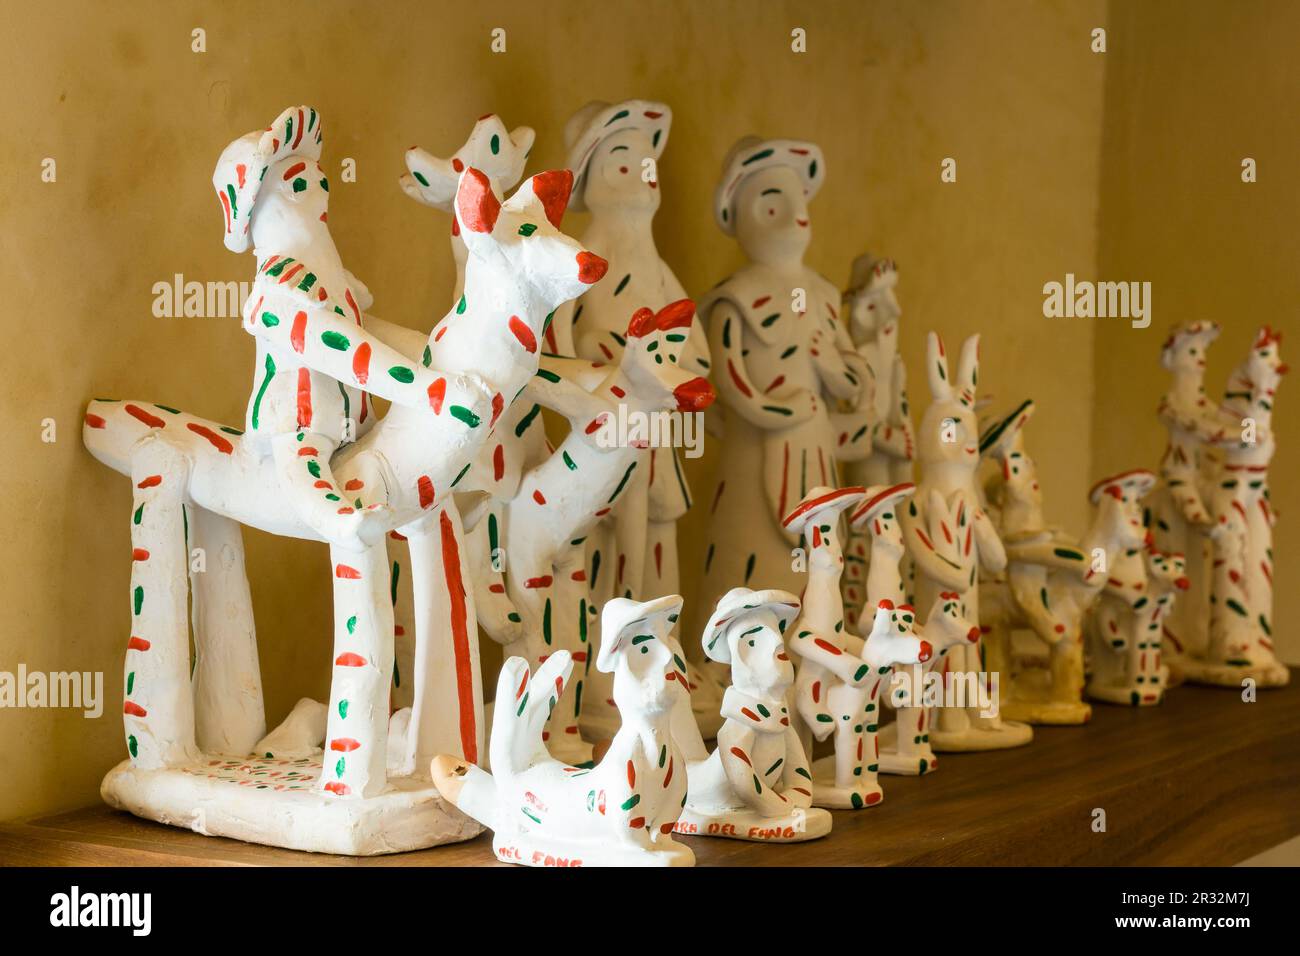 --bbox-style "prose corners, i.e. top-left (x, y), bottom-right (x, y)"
top-left (678, 587), bottom-right (831, 841)
top-left (431, 596), bottom-right (693, 867)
